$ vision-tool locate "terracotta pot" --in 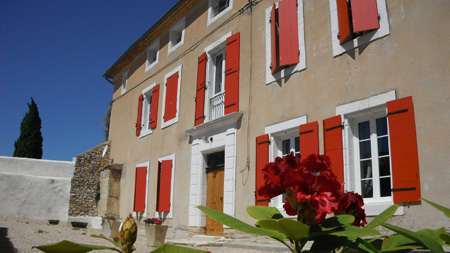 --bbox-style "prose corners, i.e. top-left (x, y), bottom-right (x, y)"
top-left (145, 224), bottom-right (168, 247)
